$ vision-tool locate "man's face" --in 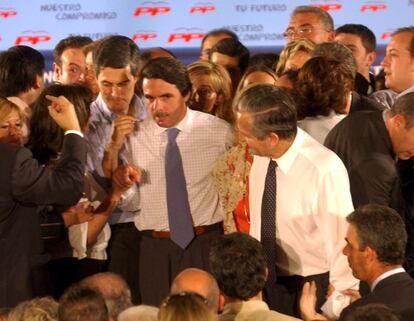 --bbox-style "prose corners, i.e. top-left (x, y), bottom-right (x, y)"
top-left (335, 33), bottom-right (375, 77)
top-left (97, 66), bottom-right (138, 115)
top-left (200, 34), bottom-right (232, 60)
top-left (285, 13), bottom-right (334, 44)
top-left (55, 48), bottom-right (86, 84)
top-left (381, 32), bottom-right (414, 93)
top-left (84, 51), bottom-right (100, 98)
top-left (142, 78), bottom-right (188, 128)
top-left (388, 114), bottom-right (414, 160)
top-left (237, 112), bottom-right (273, 156)
top-left (210, 52), bottom-right (241, 91)
top-left (342, 224), bottom-right (367, 281)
